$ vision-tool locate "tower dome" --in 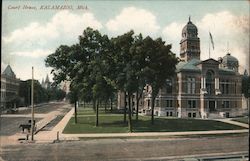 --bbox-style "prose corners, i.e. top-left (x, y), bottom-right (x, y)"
top-left (222, 53), bottom-right (239, 72)
top-left (182, 17), bottom-right (198, 39)
top-left (180, 16), bottom-right (200, 62)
